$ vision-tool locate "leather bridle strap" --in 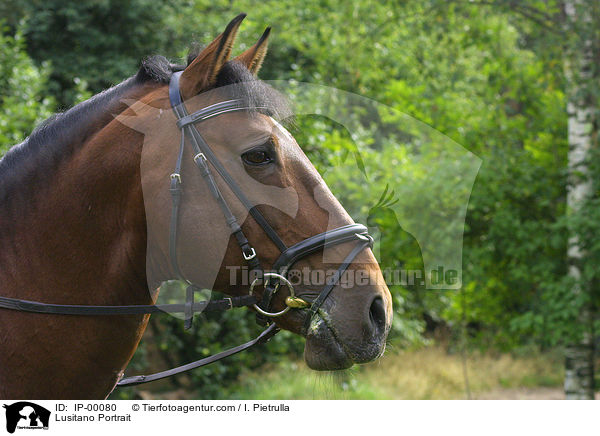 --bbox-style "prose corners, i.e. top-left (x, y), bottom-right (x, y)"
top-left (0, 293), bottom-right (256, 316)
top-left (117, 323), bottom-right (279, 387)
top-left (167, 71), bottom-right (287, 277)
top-left (167, 71), bottom-right (292, 328)
top-left (256, 224), bottom-right (372, 323)
top-left (168, 85), bottom-right (261, 282)
top-left (272, 224), bottom-right (371, 272)
top-left (168, 132), bottom-right (187, 281)
top-left (301, 237), bottom-right (372, 335)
